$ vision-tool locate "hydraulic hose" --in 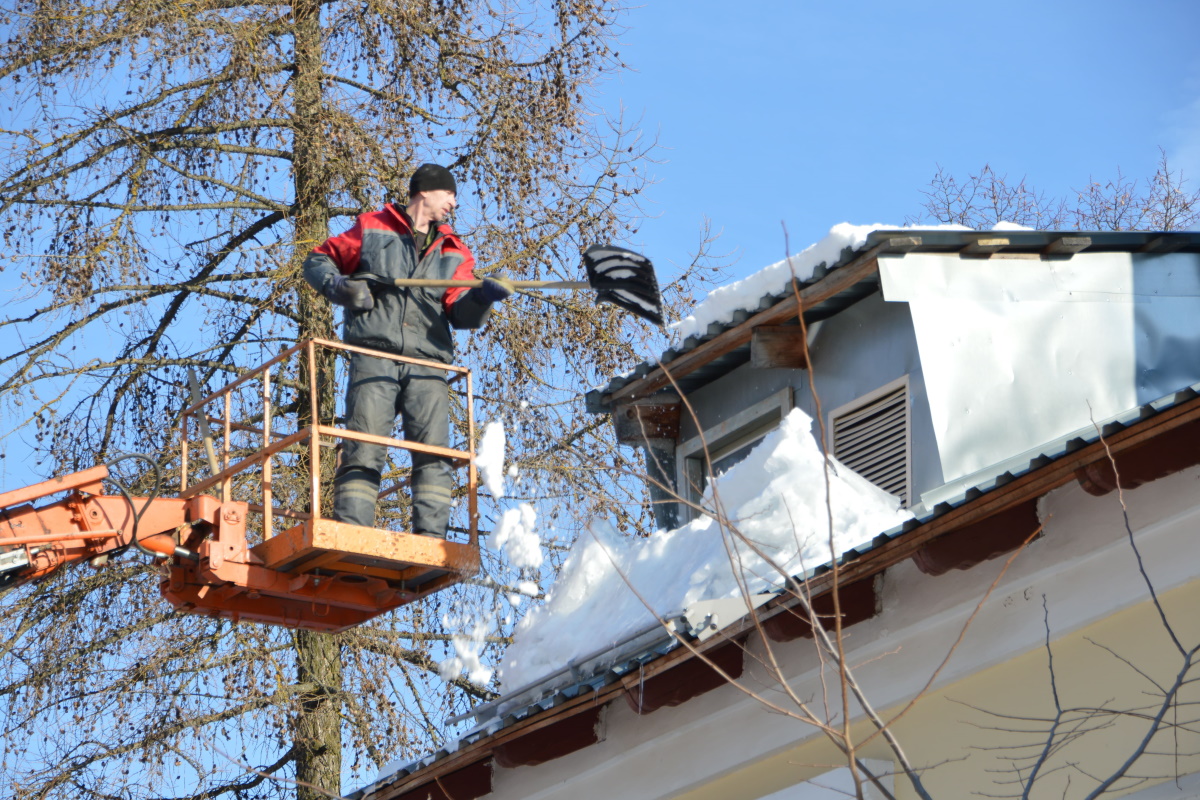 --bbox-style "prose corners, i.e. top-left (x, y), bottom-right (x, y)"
top-left (103, 453), bottom-right (196, 562)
